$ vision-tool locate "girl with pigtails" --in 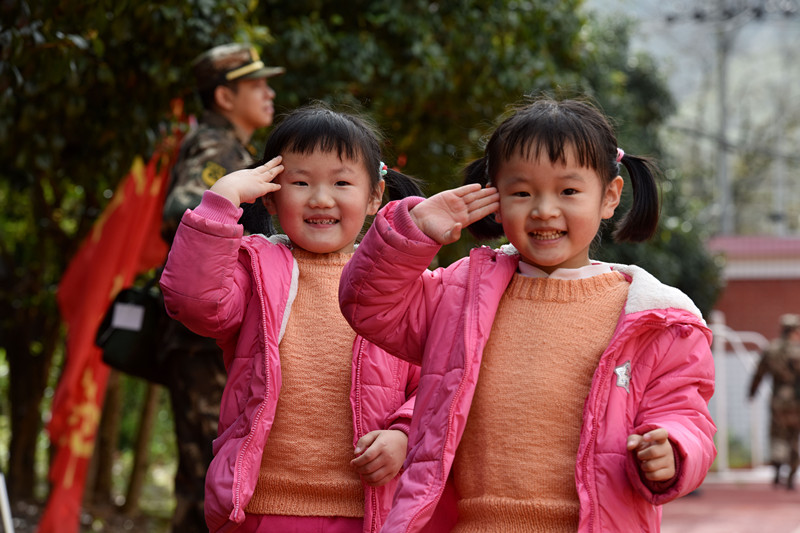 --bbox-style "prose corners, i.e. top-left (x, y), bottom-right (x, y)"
top-left (161, 103), bottom-right (437, 533)
top-left (339, 96), bottom-right (716, 532)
